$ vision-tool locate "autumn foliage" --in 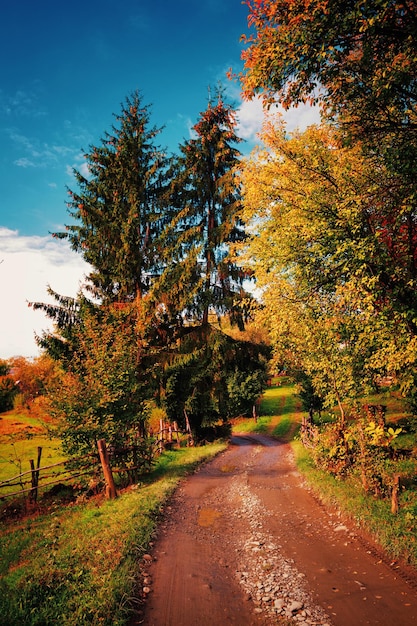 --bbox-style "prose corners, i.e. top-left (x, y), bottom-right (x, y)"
top-left (235, 0), bottom-right (417, 417)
